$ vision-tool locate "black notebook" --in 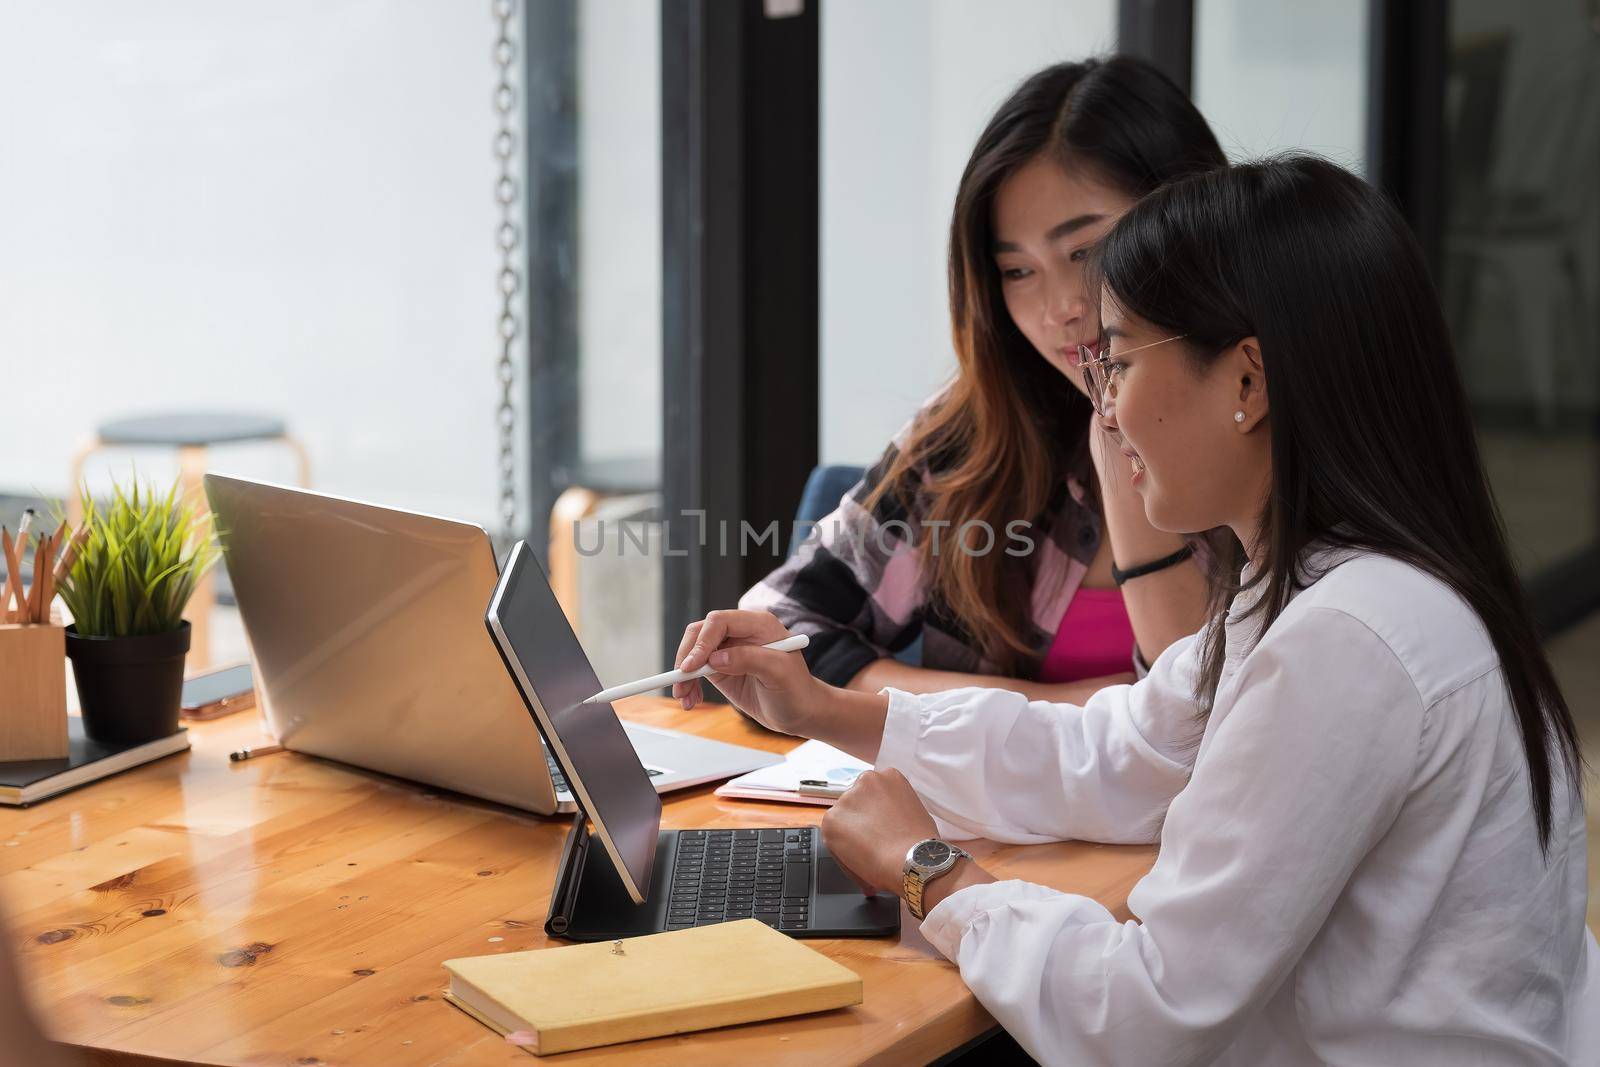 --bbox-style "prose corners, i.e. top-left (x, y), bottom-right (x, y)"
top-left (0, 719), bottom-right (190, 805)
